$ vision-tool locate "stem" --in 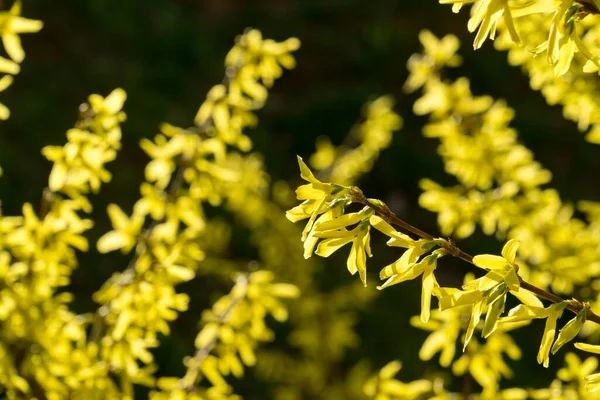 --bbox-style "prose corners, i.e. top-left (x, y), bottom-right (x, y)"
top-left (180, 272), bottom-right (249, 392)
top-left (349, 190), bottom-right (600, 325)
top-left (578, 0), bottom-right (600, 14)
